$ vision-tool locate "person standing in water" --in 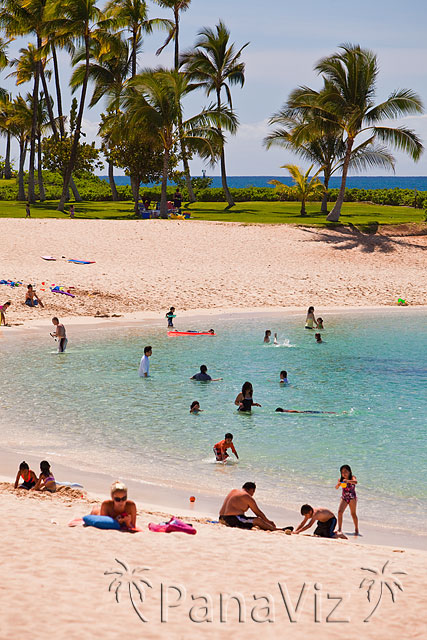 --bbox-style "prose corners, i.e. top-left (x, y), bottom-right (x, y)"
top-left (166, 306), bottom-right (175, 327)
top-left (305, 306), bottom-right (318, 329)
top-left (264, 330), bottom-right (271, 343)
top-left (138, 346), bottom-right (152, 377)
top-left (235, 381), bottom-right (261, 412)
top-left (336, 464), bottom-right (359, 535)
top-left (51, 317), bottom-right (67, 352)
